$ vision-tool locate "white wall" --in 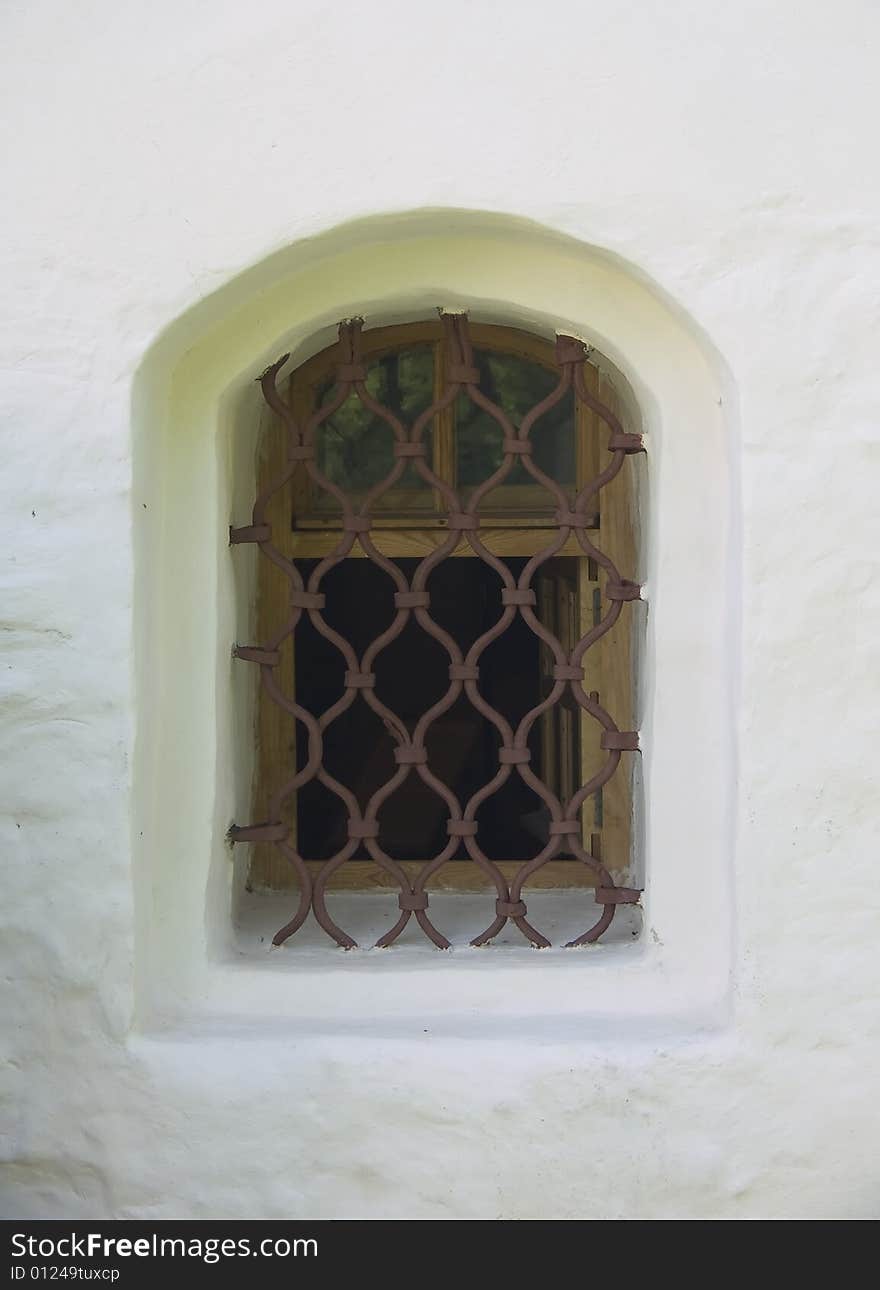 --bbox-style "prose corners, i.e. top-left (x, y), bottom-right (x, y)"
top-left (2, 0), bottom-right (878, 1219)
